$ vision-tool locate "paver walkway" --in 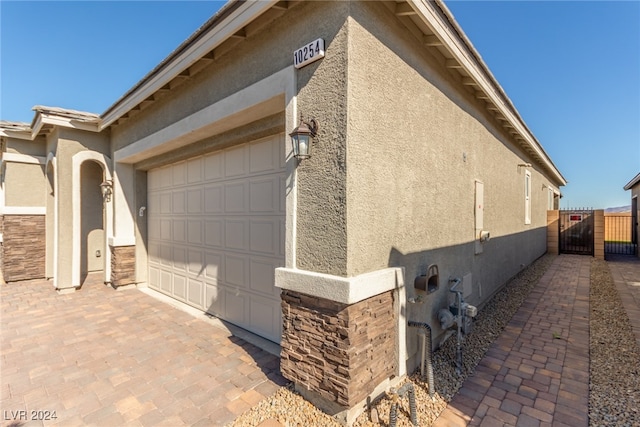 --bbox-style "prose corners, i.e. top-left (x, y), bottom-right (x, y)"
top-left (1, 276), bottom-right (286, 427)
top-left (433, 254), bottom-right (591, 427)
